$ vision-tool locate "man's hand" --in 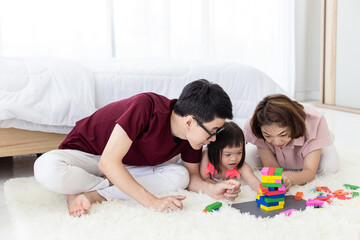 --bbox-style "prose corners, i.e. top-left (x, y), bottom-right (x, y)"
top-left (212, 179), bottom-right (241, 201)
top-left (148, 195), bottom-right (186, 212)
